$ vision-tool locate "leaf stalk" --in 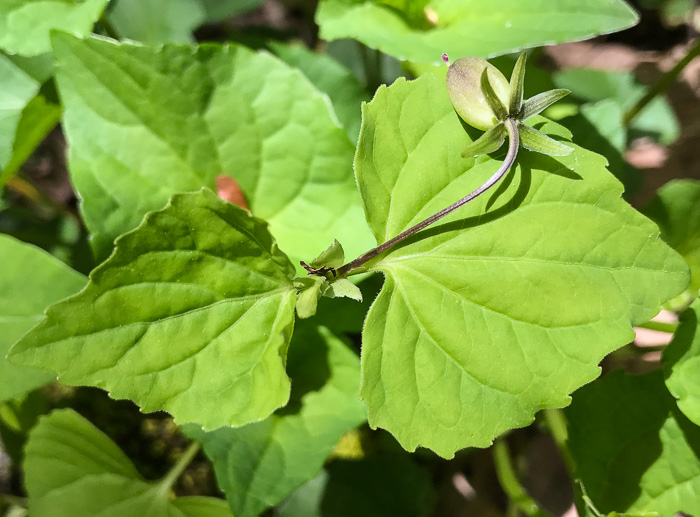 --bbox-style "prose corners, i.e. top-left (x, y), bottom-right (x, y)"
top-left (493, 438), bottom-right (555, 517)
top-left (334, 117), bottom-right (519, 277)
